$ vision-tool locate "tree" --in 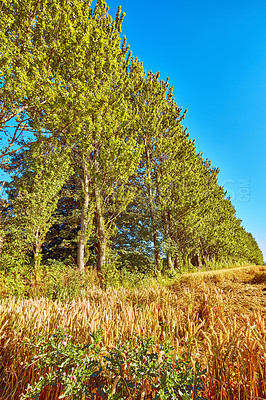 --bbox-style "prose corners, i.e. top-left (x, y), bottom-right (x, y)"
top-left (3, 141), bottom-right (71, 273)
top-left (129, 71), bottom-right (187, 271)
top-left (56, 1), bottom-right (144, 274)
top-left (0, 0), bottom-right (99, 165)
